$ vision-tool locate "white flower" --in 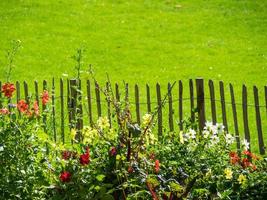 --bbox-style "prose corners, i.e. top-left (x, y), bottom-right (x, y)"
top-left (0, 145), bottom-right (4, 152)
top-left (242, 139), bottom-right (250, 150)
top-left (183, 133), bottom-right (189, 142)
top-left (225, 133), bottom-right (235, 145)
top-left (210, 134), bottom-right (219, 145)
top-left (211, 126), bottom-right (218, 135)
top-left (187, 128), bottom-right (196, 139)
top-left (204, 121), bottom-right (213, 131)
top-left (216, 123), bottom-right (225, 134)
top-left (97, 116), bottom-right (110, 129)
top-left (202, 130), bottom-right (210, 139)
